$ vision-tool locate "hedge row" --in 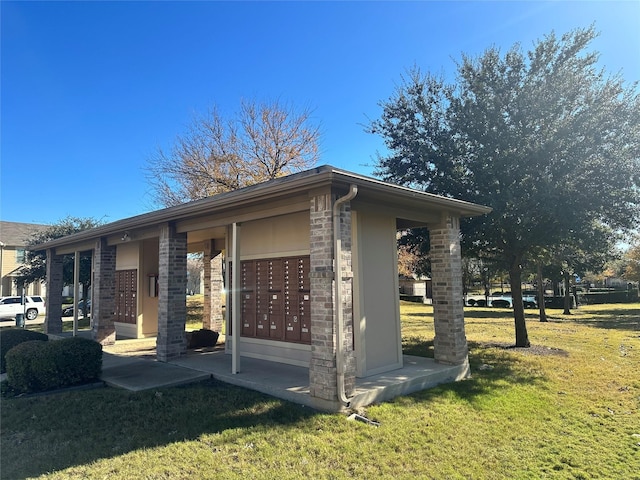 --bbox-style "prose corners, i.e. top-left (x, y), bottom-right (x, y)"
top-left (5, 337), bottom-right (102, 394)
top-left (579, 290), bottom-right (639, 304)
top-left (0, 329), bottom-right (49, 374)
